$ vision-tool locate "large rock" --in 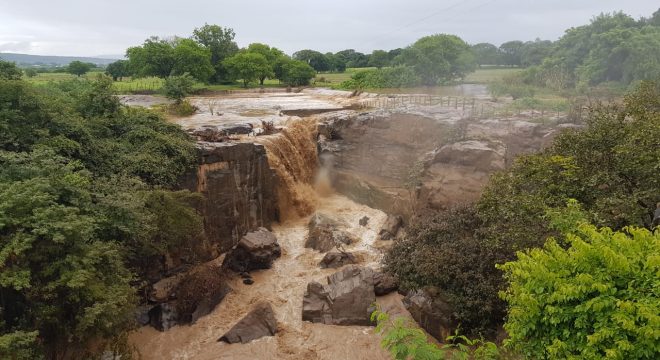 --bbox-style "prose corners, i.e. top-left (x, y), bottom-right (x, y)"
top-left (319, 251), bottom-right (357, 269)
top-left (218, 302), bottom-right (278, 344)
top-left (148, 302), bottom-right (179, 331)
top-left (175, 264), bottom-right (231, 325)
top-left (379, 215), bottom-right (403, 240)
top-left (305, 213), bottom-right (353, 252)
top-left (302, 265), bottom-right (376, 326)
top-left (179, 142), bottom-right (279, 258)
top-left (223, 228), bottom-right (281, 272)
top-left (373, 271), bottom-right (398, 296)
top-left (432, 140), bottom-right (506, 172)
top-left (403, 288), bottom-right (455, 341)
